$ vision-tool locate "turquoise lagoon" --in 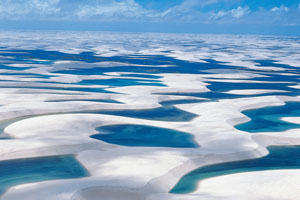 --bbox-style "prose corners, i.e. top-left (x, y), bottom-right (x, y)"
top-left (236, 102), bottom-right (300, 133)
top-left (170, 145), bottom-right (300, 194)
top-left (0, 155), bottom-right (88, 194)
